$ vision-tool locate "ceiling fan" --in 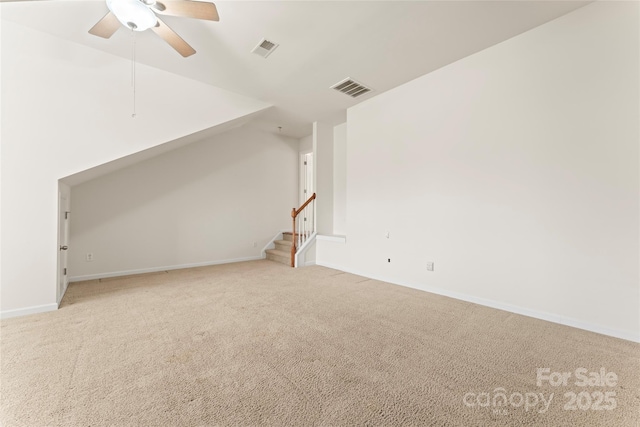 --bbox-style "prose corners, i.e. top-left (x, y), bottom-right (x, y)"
top-left (88, 0), bottom-right (219, 57)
